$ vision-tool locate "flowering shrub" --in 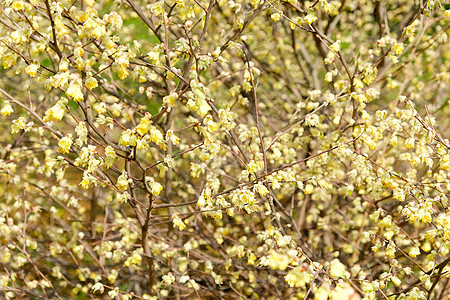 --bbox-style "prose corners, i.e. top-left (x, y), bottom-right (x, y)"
top-left (0, 0), bottom-right (450, 299)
